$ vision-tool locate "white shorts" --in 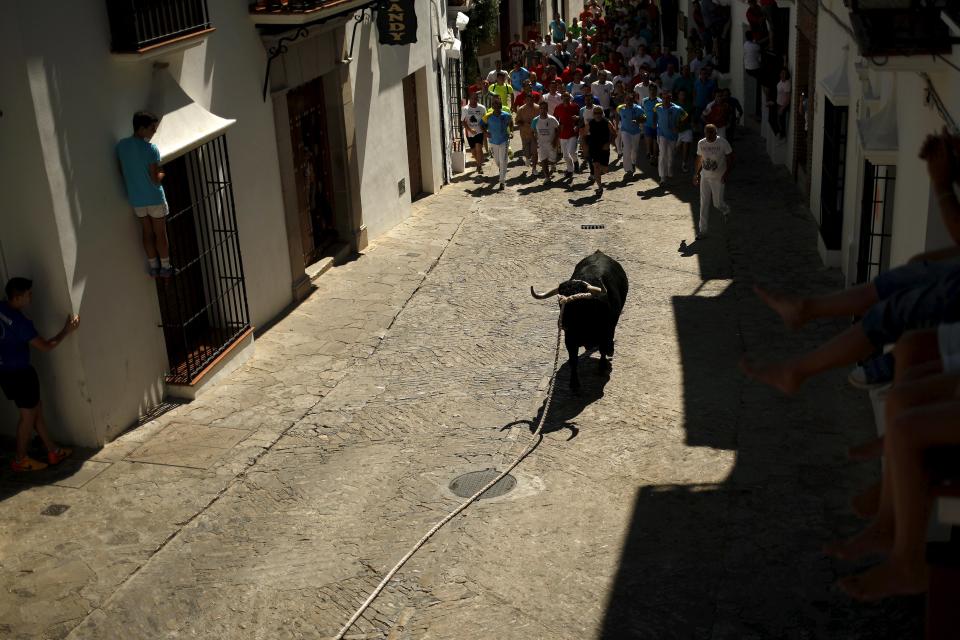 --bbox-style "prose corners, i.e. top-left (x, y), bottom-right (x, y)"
top-left (938, 322), bottom-right (960, 374)
top-left (134, 203), bottom-right (169, 219)
top-left (537, 146), bottom-right (557, 163)
top-left (678, 130), bottom-right (693, 143)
